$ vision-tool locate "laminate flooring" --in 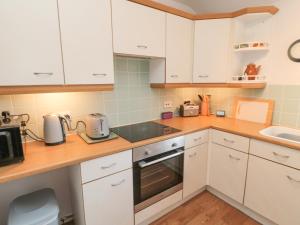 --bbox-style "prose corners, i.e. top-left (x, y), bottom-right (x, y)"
top-left (151, 191), bottom-right (260, 225)
top-left (66, 191), bottom-right (260, 225)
